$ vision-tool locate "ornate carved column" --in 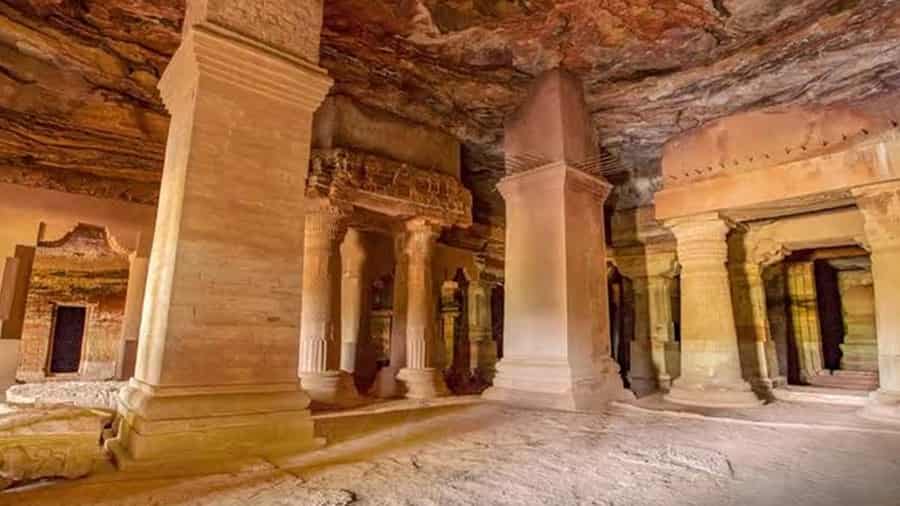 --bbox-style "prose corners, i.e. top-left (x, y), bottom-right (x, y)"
top-left (397, 218), bottom-right (449, 398)
top-left (665, 213), bottom-right (761, 407)
top-left (107, 0), bottom-right (332, 468)
top-left (370, 231), bottom-right (410, 398)
top-left (853, 181), bottom-right (900, 423)
top-left (298, 199), bottom-right (360, 407)
top-left (468, 255), bottom-right (497, 383)
top-left (340, 227), bottom-right (366, 374)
